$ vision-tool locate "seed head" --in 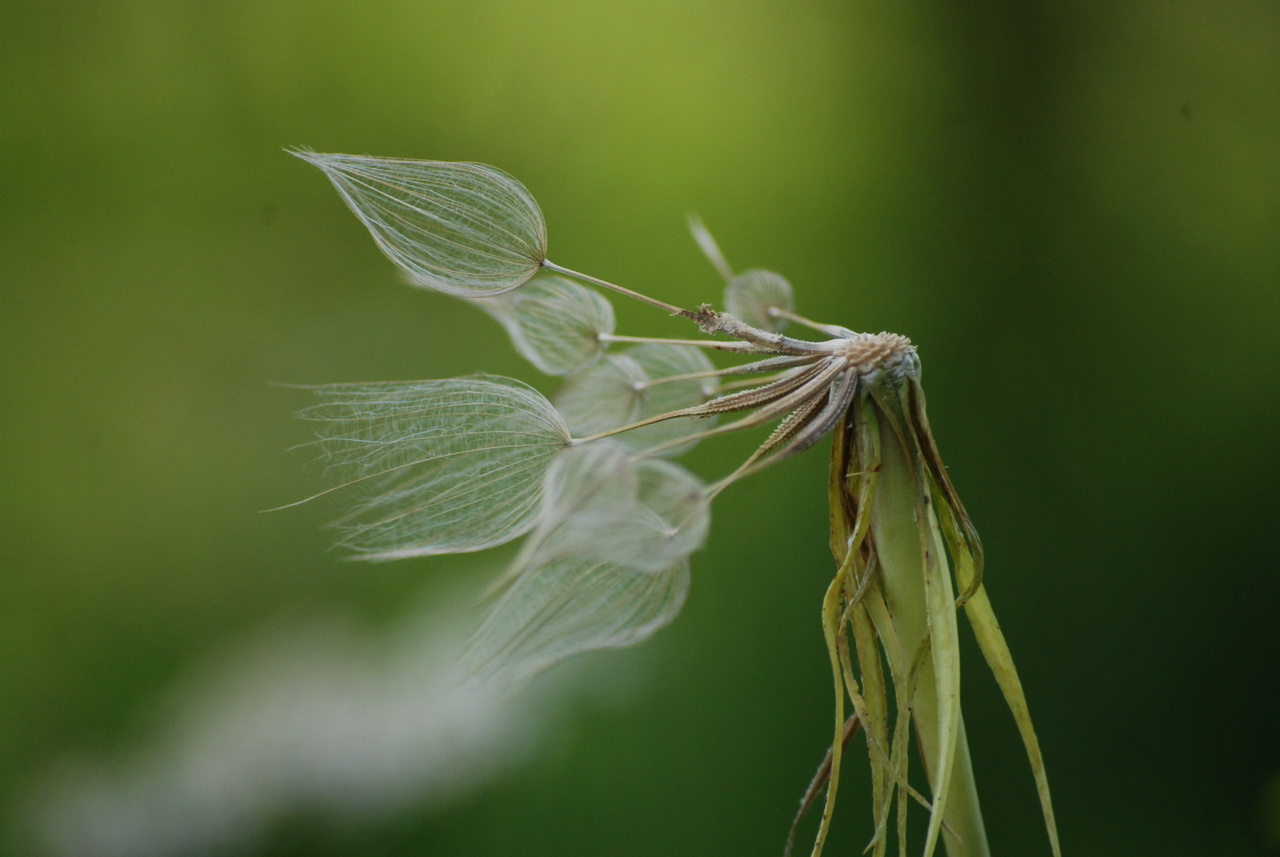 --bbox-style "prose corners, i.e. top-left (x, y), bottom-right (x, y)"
top-left (291, 152), bottom-right (1062, 857)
